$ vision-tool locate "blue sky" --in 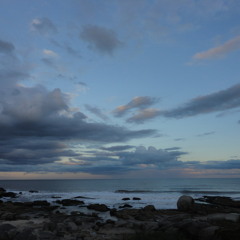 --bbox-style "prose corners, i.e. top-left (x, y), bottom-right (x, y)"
top-left (1, 0), bottom-right (240, 179)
